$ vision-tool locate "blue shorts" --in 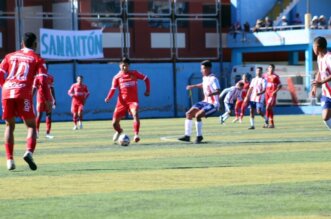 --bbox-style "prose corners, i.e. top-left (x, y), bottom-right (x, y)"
top-left (249, 101), bottom-right (264, 111)
top-left (321, 96), bottom-right (331, 110)
top-left (224, 102), bottom-right (234, 113)
top-left (192, 101), bottom-right (217, 117)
